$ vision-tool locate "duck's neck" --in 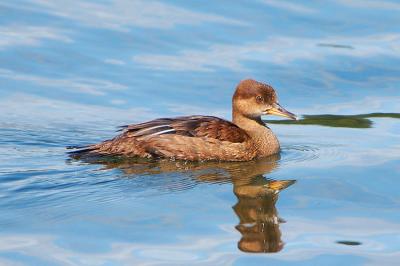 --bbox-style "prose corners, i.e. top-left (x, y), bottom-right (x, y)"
top-left (232, 111), bottom-right (280, 156)
top-left (233, 112), bottom-right (265, 133)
